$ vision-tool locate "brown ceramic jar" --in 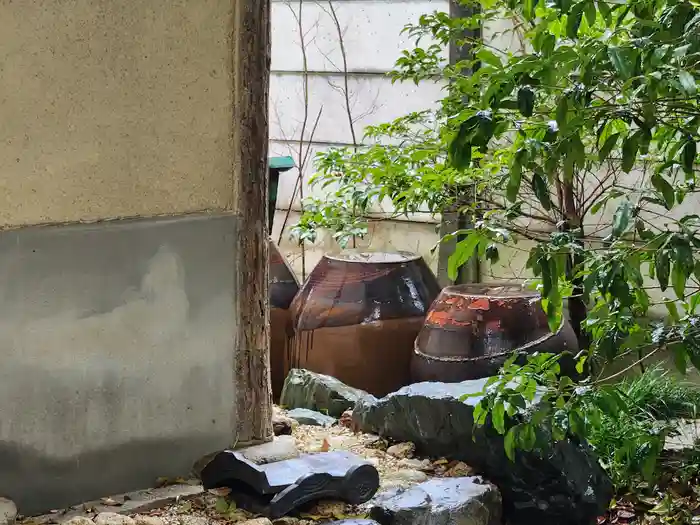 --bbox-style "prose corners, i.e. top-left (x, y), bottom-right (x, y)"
top-left (411, 283), bottom-right (579, 383)
top-left (289, 251), bottom-right (440, 397)
top-left (269, 240), bottom-right (300, 400)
